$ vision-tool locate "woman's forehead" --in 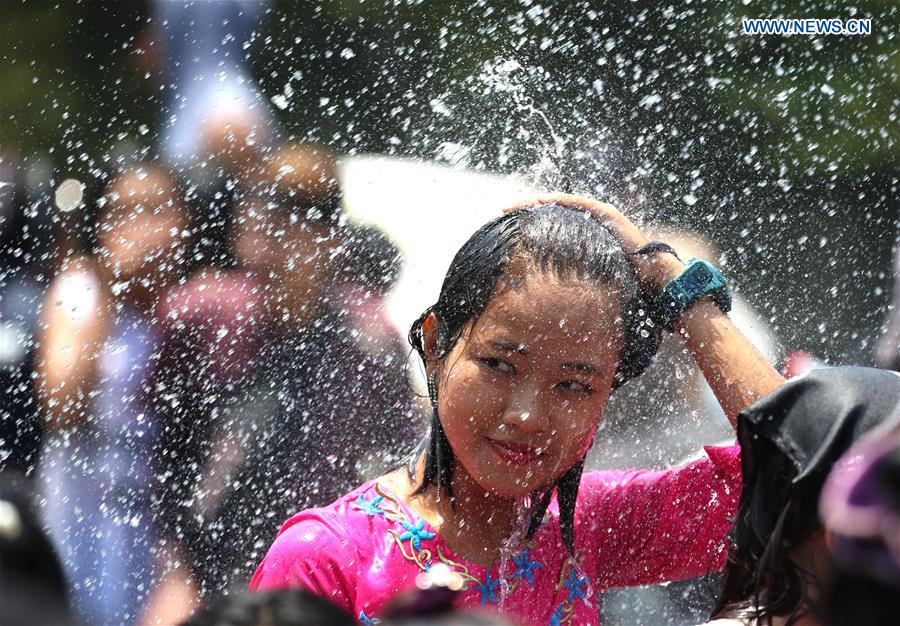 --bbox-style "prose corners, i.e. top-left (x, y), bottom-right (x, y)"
top-left (470, 277), bottom-right (624, 350)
